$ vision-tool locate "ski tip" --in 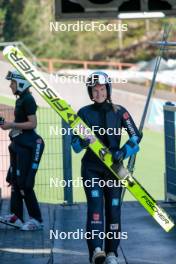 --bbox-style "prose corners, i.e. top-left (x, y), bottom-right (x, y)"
top-left (3, 45), bottom-right (15, 56)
